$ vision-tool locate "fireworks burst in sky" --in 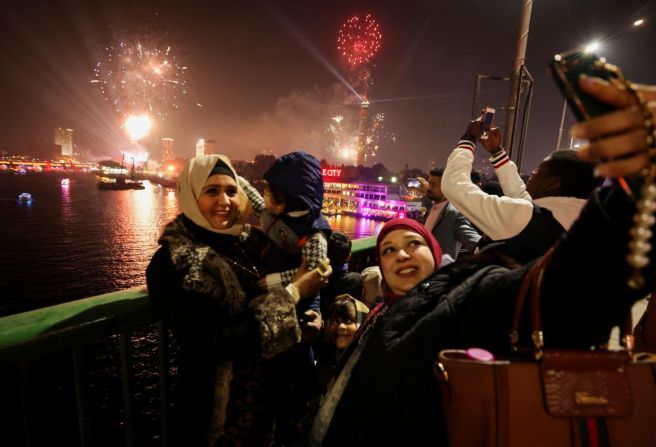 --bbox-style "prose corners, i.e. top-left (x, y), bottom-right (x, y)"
top-left (91, 40), bottom-right (191, 119)
top-left (337, 14), bottom-right (382, 68)
top-left (337, 13), bottom-right (382, 99)
top-left (365, 112), bottom-right (397, 163)
top-left (327, 111), bottom-right (395, 164)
